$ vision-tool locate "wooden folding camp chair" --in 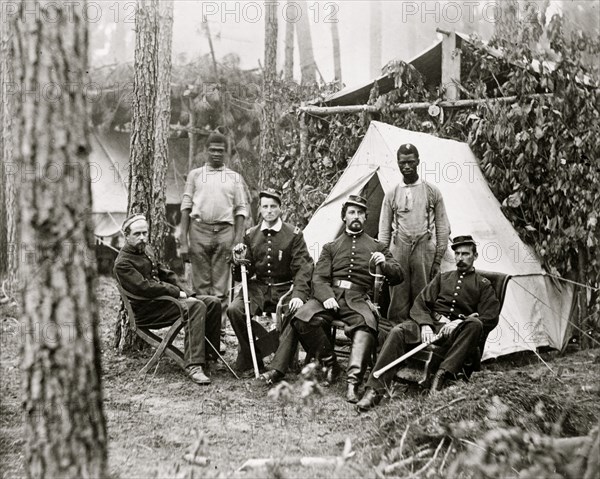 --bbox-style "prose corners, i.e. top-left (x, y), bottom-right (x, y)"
top-left (116, 280), bottom-right (186, 374)
top-left (395, 270), bottom-right (511, 385)
top-left (116, 278), bottom-right (235, 377)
